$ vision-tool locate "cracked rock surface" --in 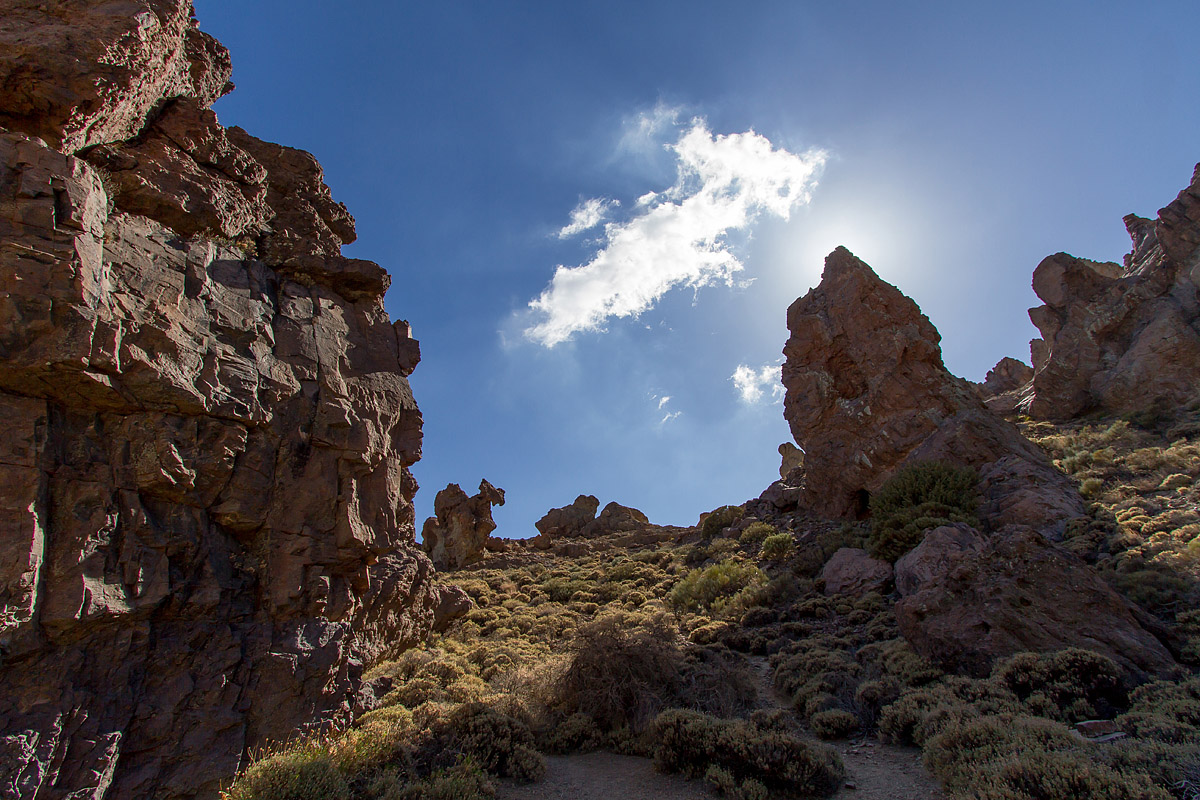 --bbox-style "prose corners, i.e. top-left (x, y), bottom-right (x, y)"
top-left (0, 2), bottom-right (436, 798)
